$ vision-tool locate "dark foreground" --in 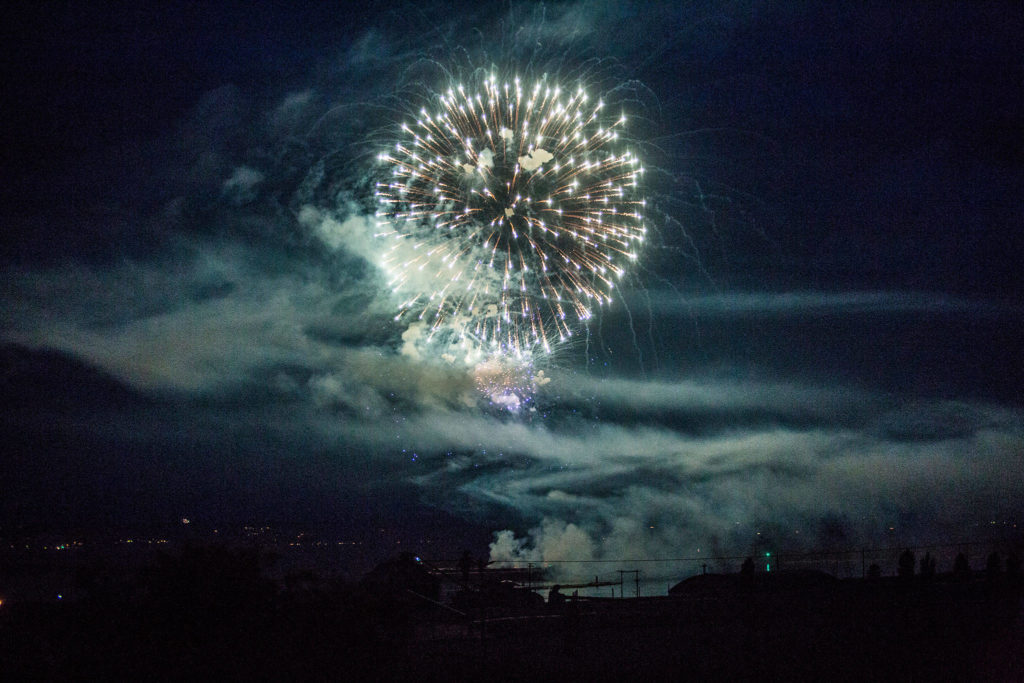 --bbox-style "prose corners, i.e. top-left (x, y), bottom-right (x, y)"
top-left (1, 550), bottom-right (1021, 681)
